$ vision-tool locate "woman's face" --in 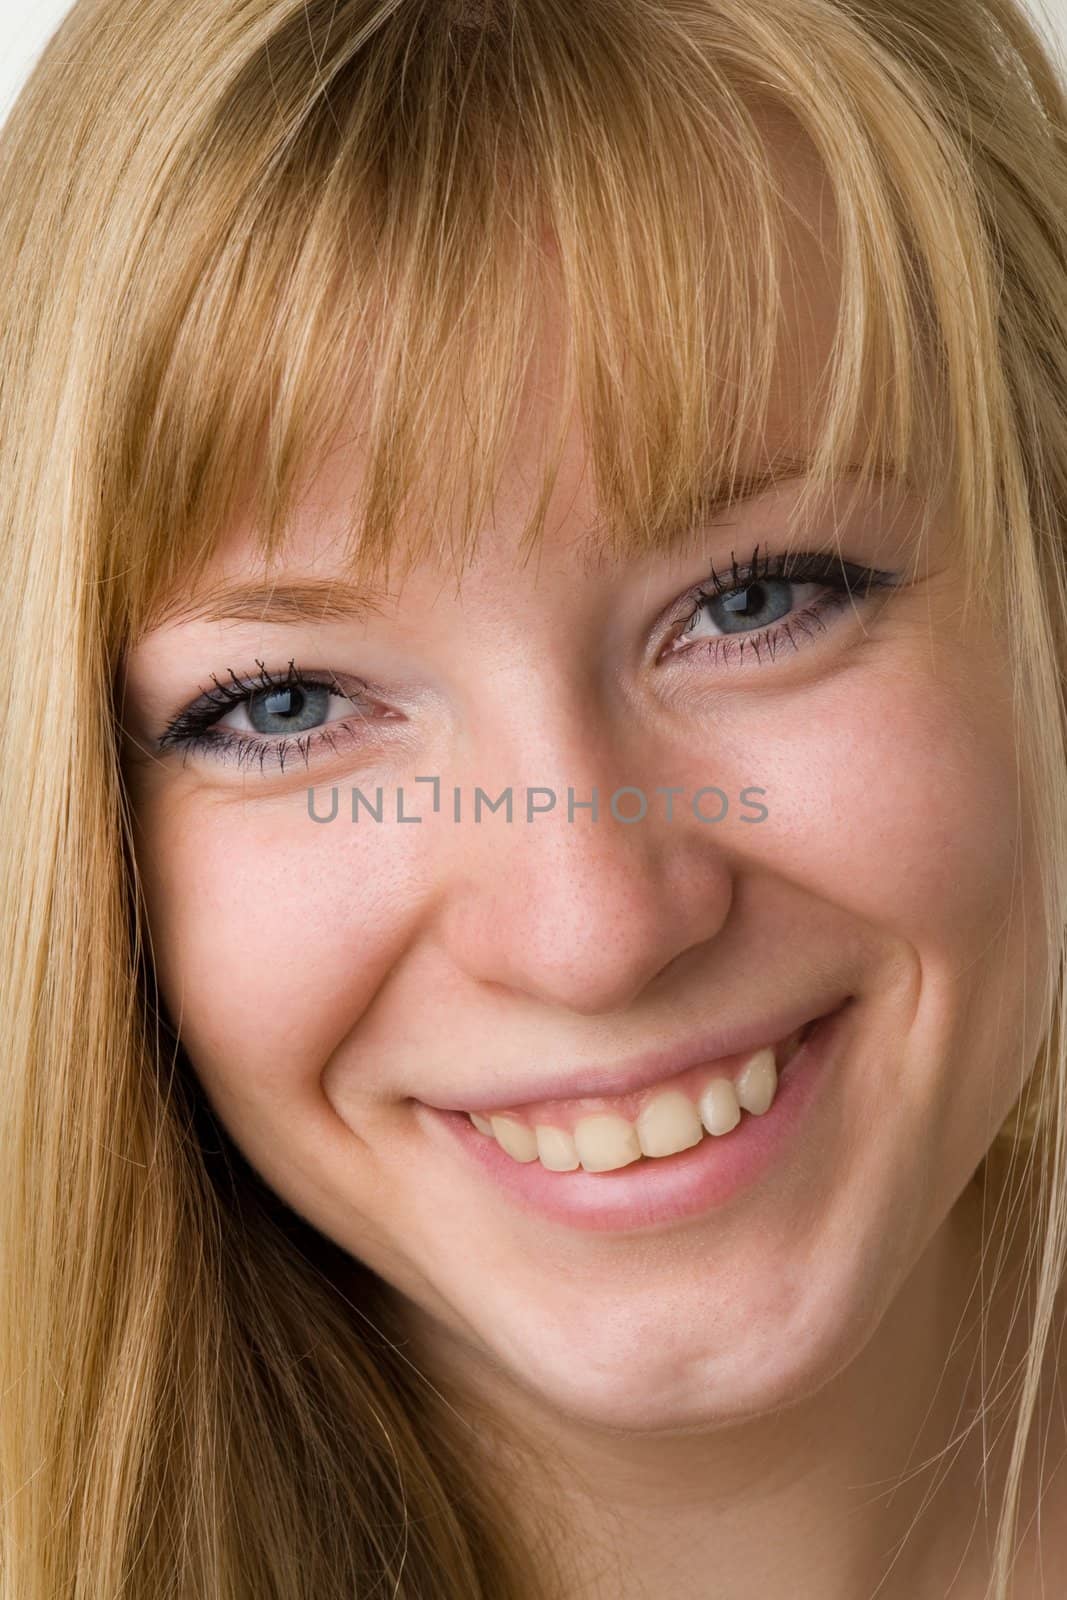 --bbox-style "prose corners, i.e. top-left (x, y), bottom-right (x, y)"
top-left (119, 135), bottom-right (1049, 1442)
